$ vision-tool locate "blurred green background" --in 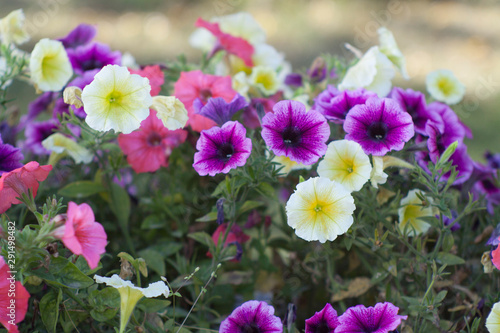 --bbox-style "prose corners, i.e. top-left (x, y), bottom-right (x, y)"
top-left (3, 0), bottom-right (500, 161)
